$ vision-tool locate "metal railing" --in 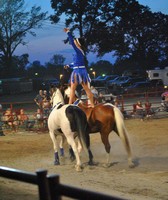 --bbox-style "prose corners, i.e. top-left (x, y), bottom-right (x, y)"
top-left (0, 166), bottom-right (50, 200)
top-left (0, 91), bottom-right (167, 132)
top-left (0, 166), bottom-right (126, 200)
